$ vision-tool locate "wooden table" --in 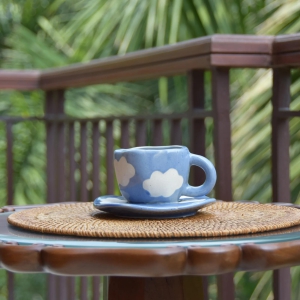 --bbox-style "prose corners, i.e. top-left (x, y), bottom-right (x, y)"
top-left (2, 203), bottom-right (300, 300)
